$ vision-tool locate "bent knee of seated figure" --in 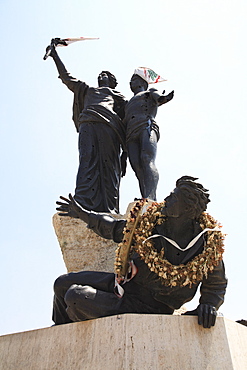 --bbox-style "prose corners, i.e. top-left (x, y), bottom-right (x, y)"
top-left (53, 274), bottom-right (71, 295)
top-left (64, 285), bottom-right (97, 305)
top-left (64, 285), bottom-right (98, 322)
